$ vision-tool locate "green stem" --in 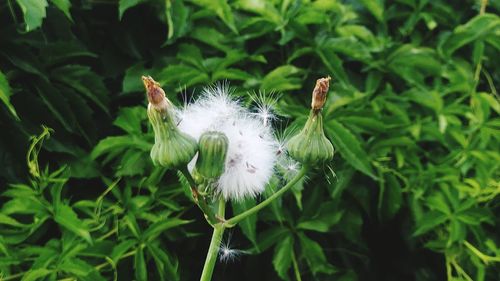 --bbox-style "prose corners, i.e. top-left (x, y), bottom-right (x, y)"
top-left (224, 166), bottom-right (308, 227)
top-left (291, 248), bottom-right (302, 281)
top-left (473, 0), bottom-right (488, 87)
top-left (179, 167), bottom-right (218, 225)
top-left (200, 200), bottom-right (226, 281)
top-left (463, 240), bottom-right (500, 264)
